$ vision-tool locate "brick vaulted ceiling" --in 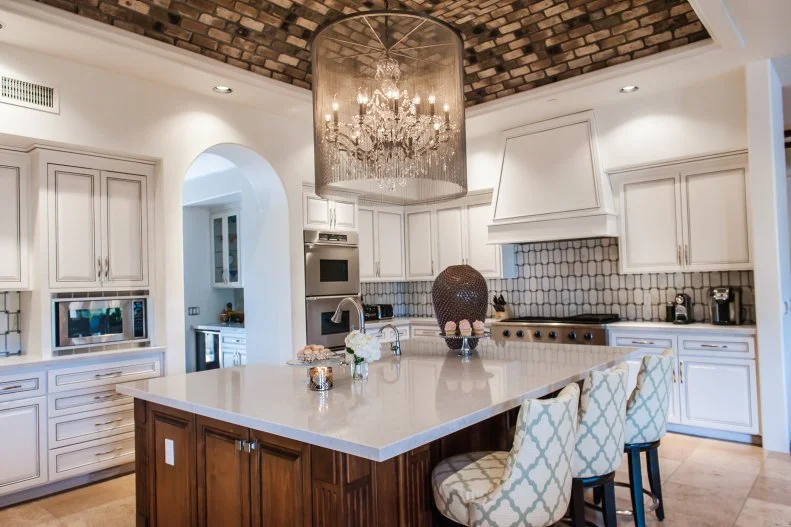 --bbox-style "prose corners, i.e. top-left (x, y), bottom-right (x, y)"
top-left (36, 0), bottom-right (710, 106)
